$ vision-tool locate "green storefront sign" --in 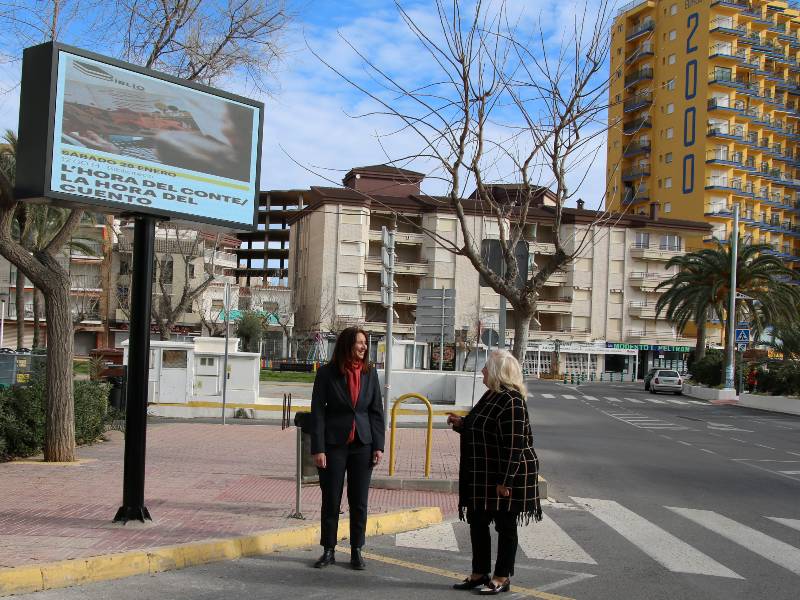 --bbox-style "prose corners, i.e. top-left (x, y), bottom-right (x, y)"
top-left (606, 343), bottom-right (691, 352)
